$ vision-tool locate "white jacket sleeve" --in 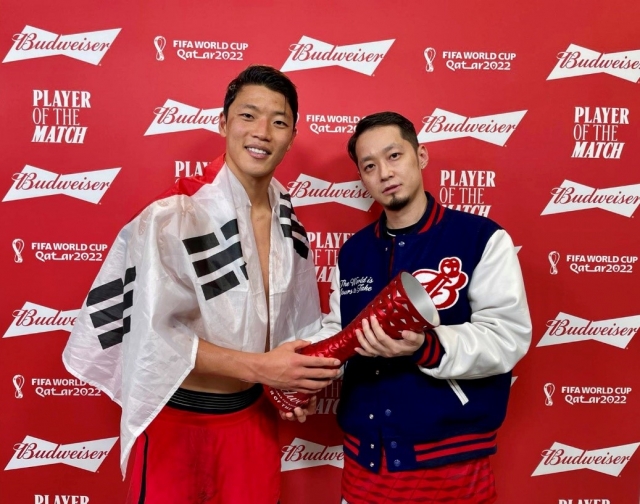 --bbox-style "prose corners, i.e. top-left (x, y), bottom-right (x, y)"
top-left (306, 264), bottom-right (343, 343)
top-left (420, 229), bottom-right (532, 380)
